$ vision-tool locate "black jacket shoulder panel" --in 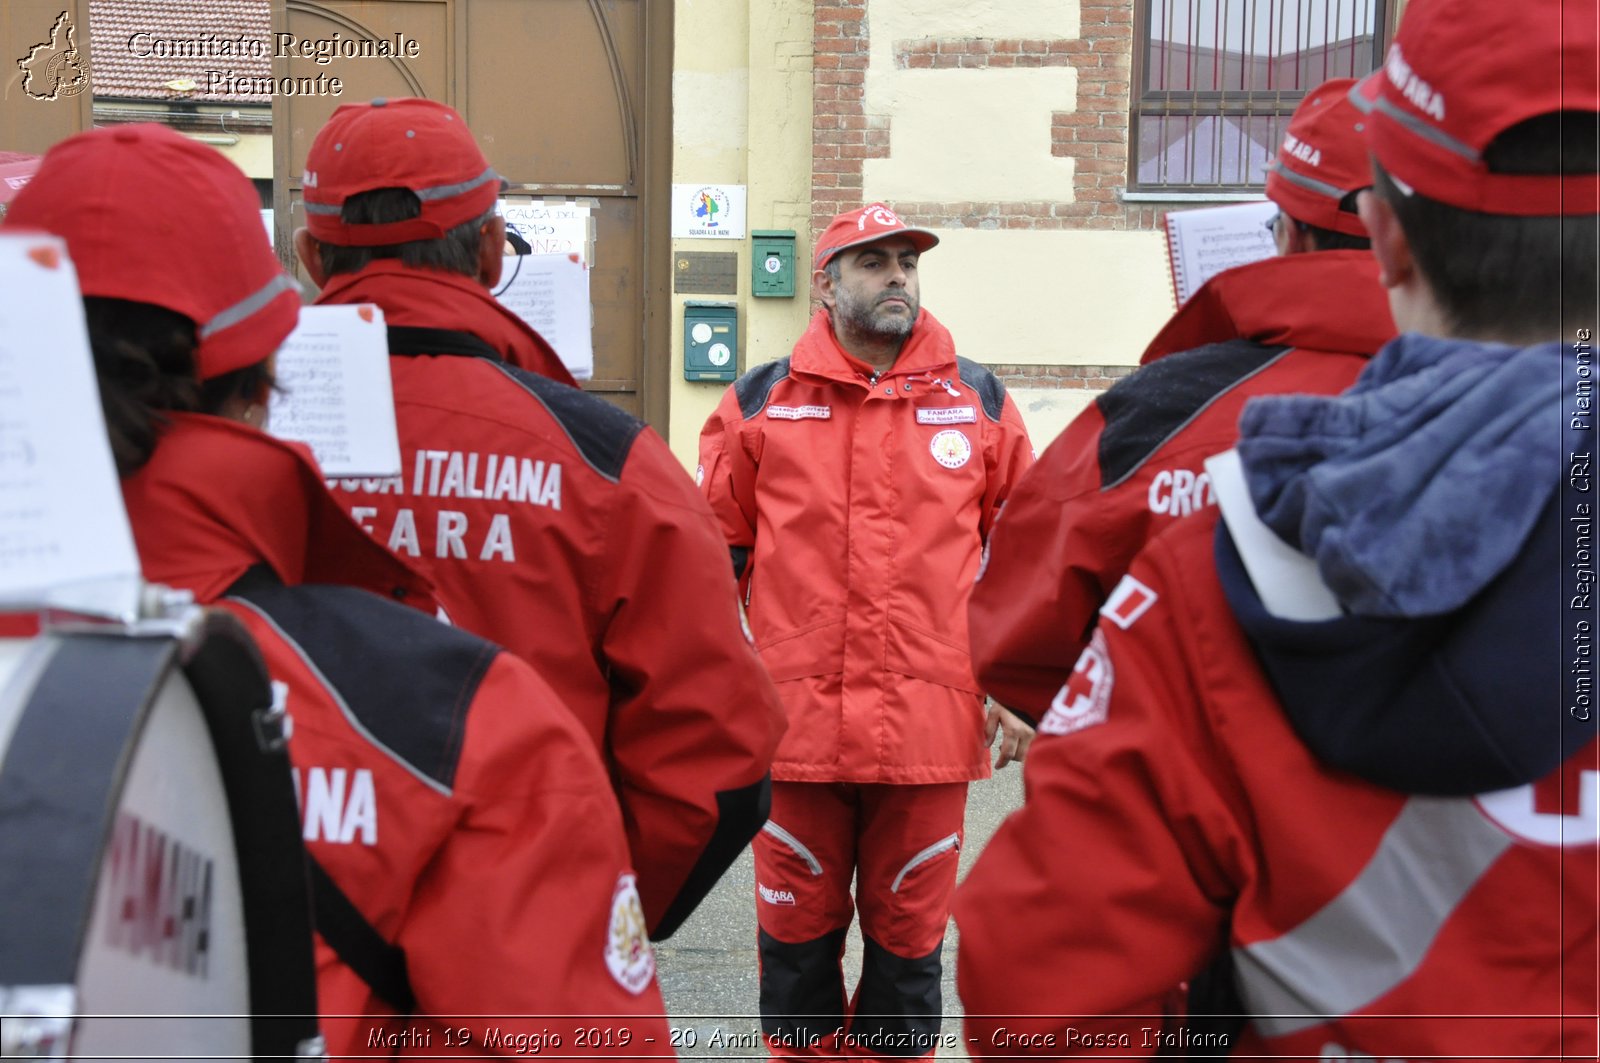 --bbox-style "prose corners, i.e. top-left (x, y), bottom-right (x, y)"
top-left (226, 569), bottom-right (499, 792)
top-left (387, 325), bottom-right (503, 362)
top-left (1096, 339), bottom-right (1290, 489)
top-left (955, 357), bottom-right (1006, 422)
top-left (490, 363), bottom-right (646, 483)
top-left (735, 358), bottom-right (793, 420)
